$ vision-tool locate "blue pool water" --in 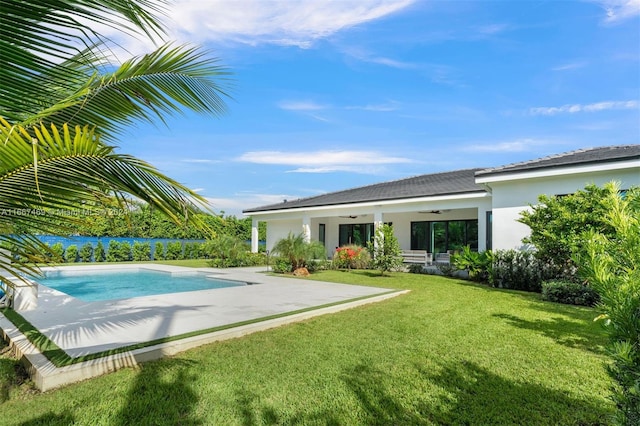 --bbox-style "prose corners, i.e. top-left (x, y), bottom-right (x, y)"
top-left (38, 269), bottom-right (246, 302)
